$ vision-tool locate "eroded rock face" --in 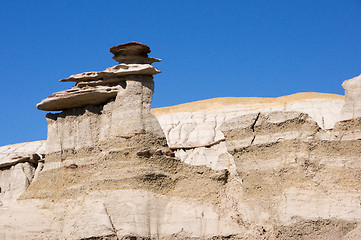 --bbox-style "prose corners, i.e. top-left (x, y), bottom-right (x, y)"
top-left (218, 112), bottom-right (361, 239)
top-left (39, 43), bottom-right (164, 153)
top-left (1, 42), bottom-right (360, 239)
top-left (37, 42), bottom-right (161, 112)
top-left (341, 74), bottom-right (361, 120)
top-left (0, 42), bottom-right (238, 239)
top-left (45, 75), bottom-right (164, 153)
top-left (1, 132), bottom-right (236, 239)
top-left (152, 93), bottom-right (345, 174)
top-left (36, 85), bottom-right (120, 112)
top-left (0, 141), bottom-right (45, 207)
